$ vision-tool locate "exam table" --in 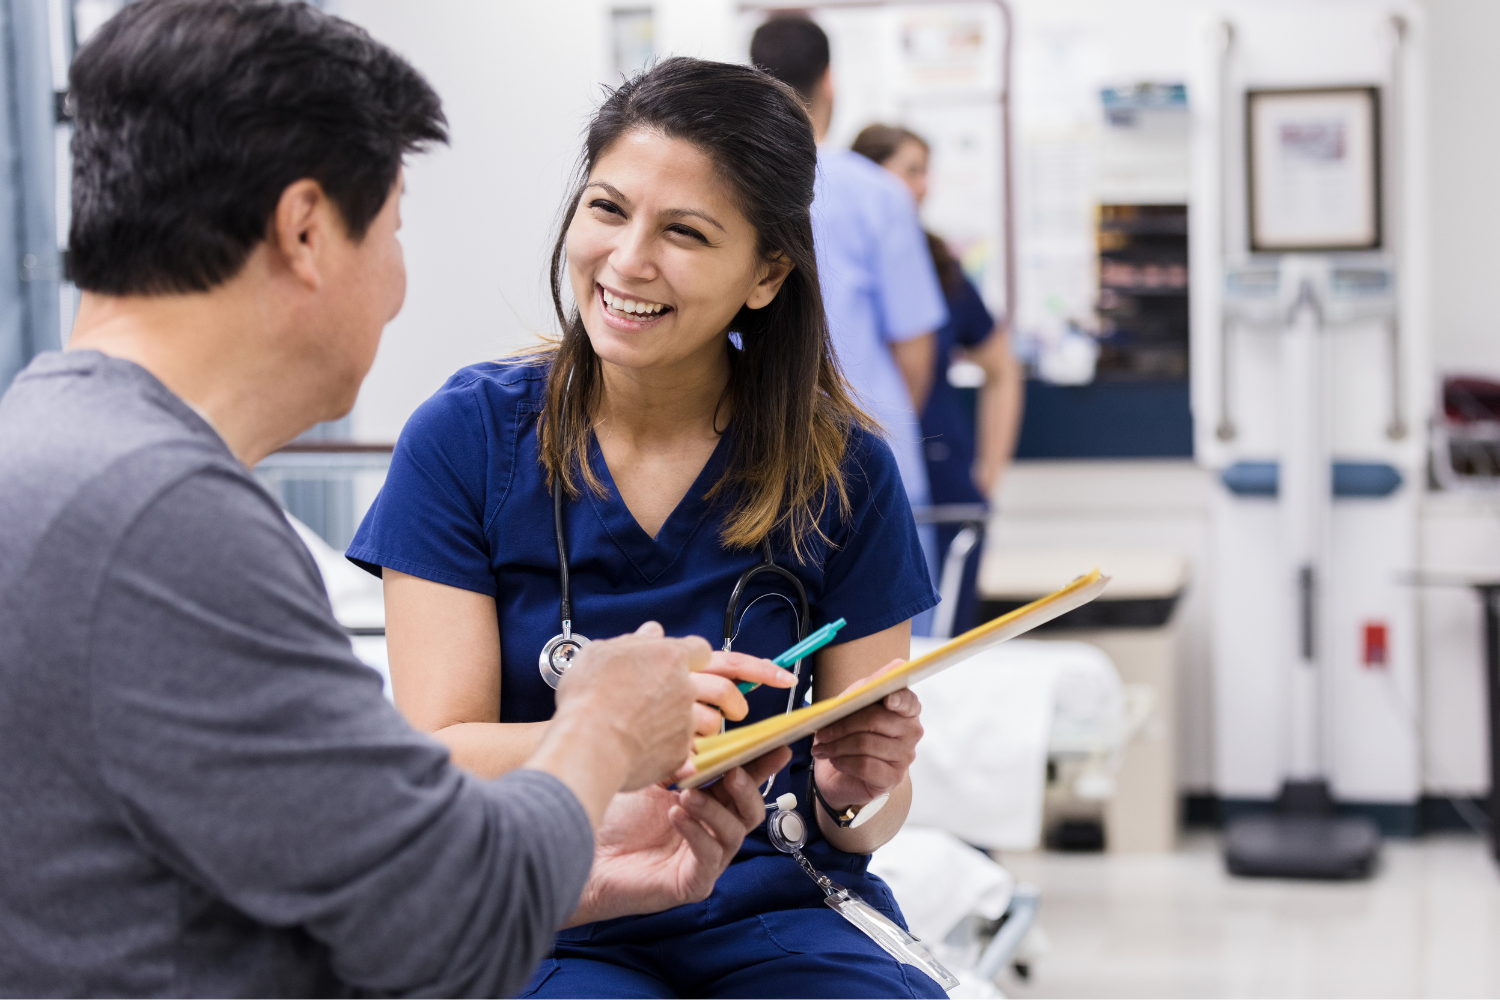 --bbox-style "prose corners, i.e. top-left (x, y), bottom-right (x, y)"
top-left (869, 636), bottom-right (1144, 995)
